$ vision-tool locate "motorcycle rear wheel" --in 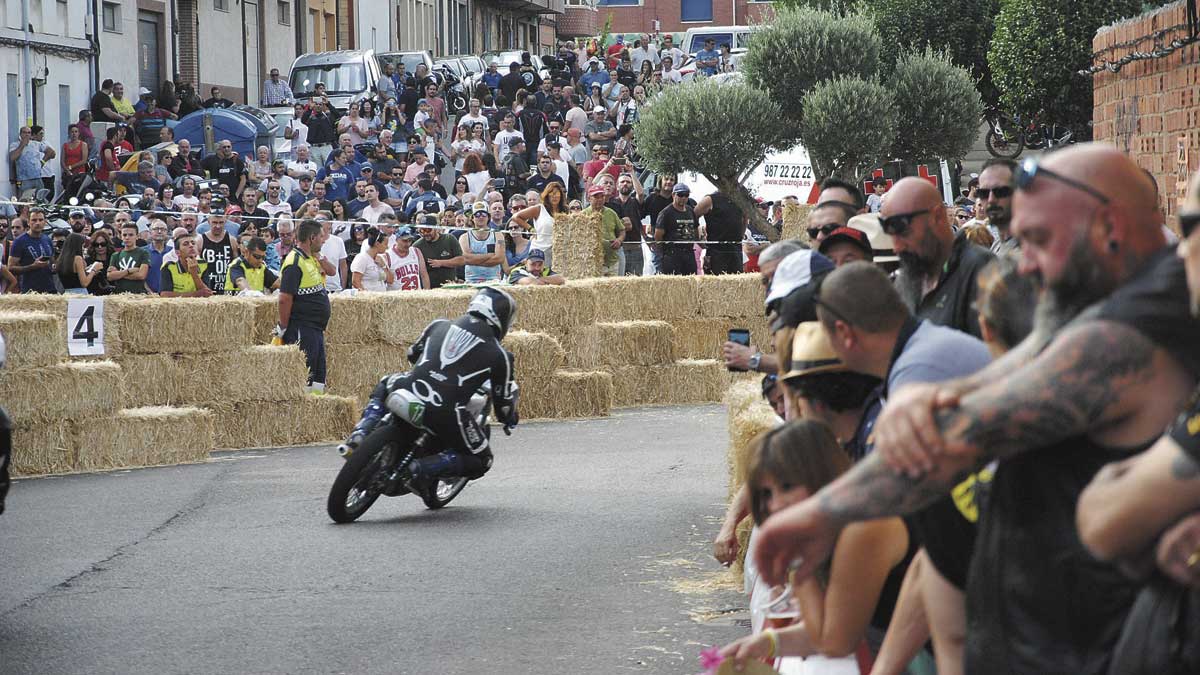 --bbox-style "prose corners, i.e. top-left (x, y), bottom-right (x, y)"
top-left (327, 429), bottom-right (401, 523)
top-left (985, 117), bottom-right (1024, 159)
top-left (421, 476), bottom-right (468, 509)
